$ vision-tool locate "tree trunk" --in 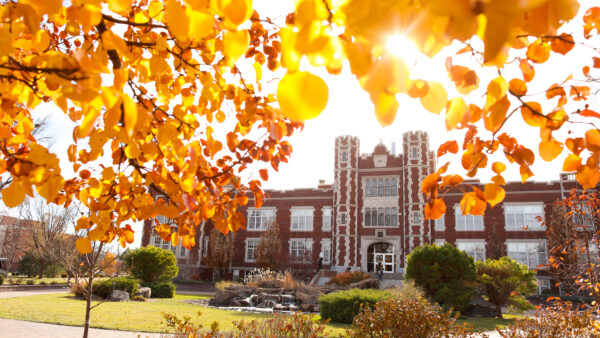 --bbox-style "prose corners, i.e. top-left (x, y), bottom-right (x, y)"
top-left (83, 275), bottom-right (93, 338)
top-left (495, 304), bottom-right (503, 319)
top-left (38, 260), bottom-right (46, 279)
